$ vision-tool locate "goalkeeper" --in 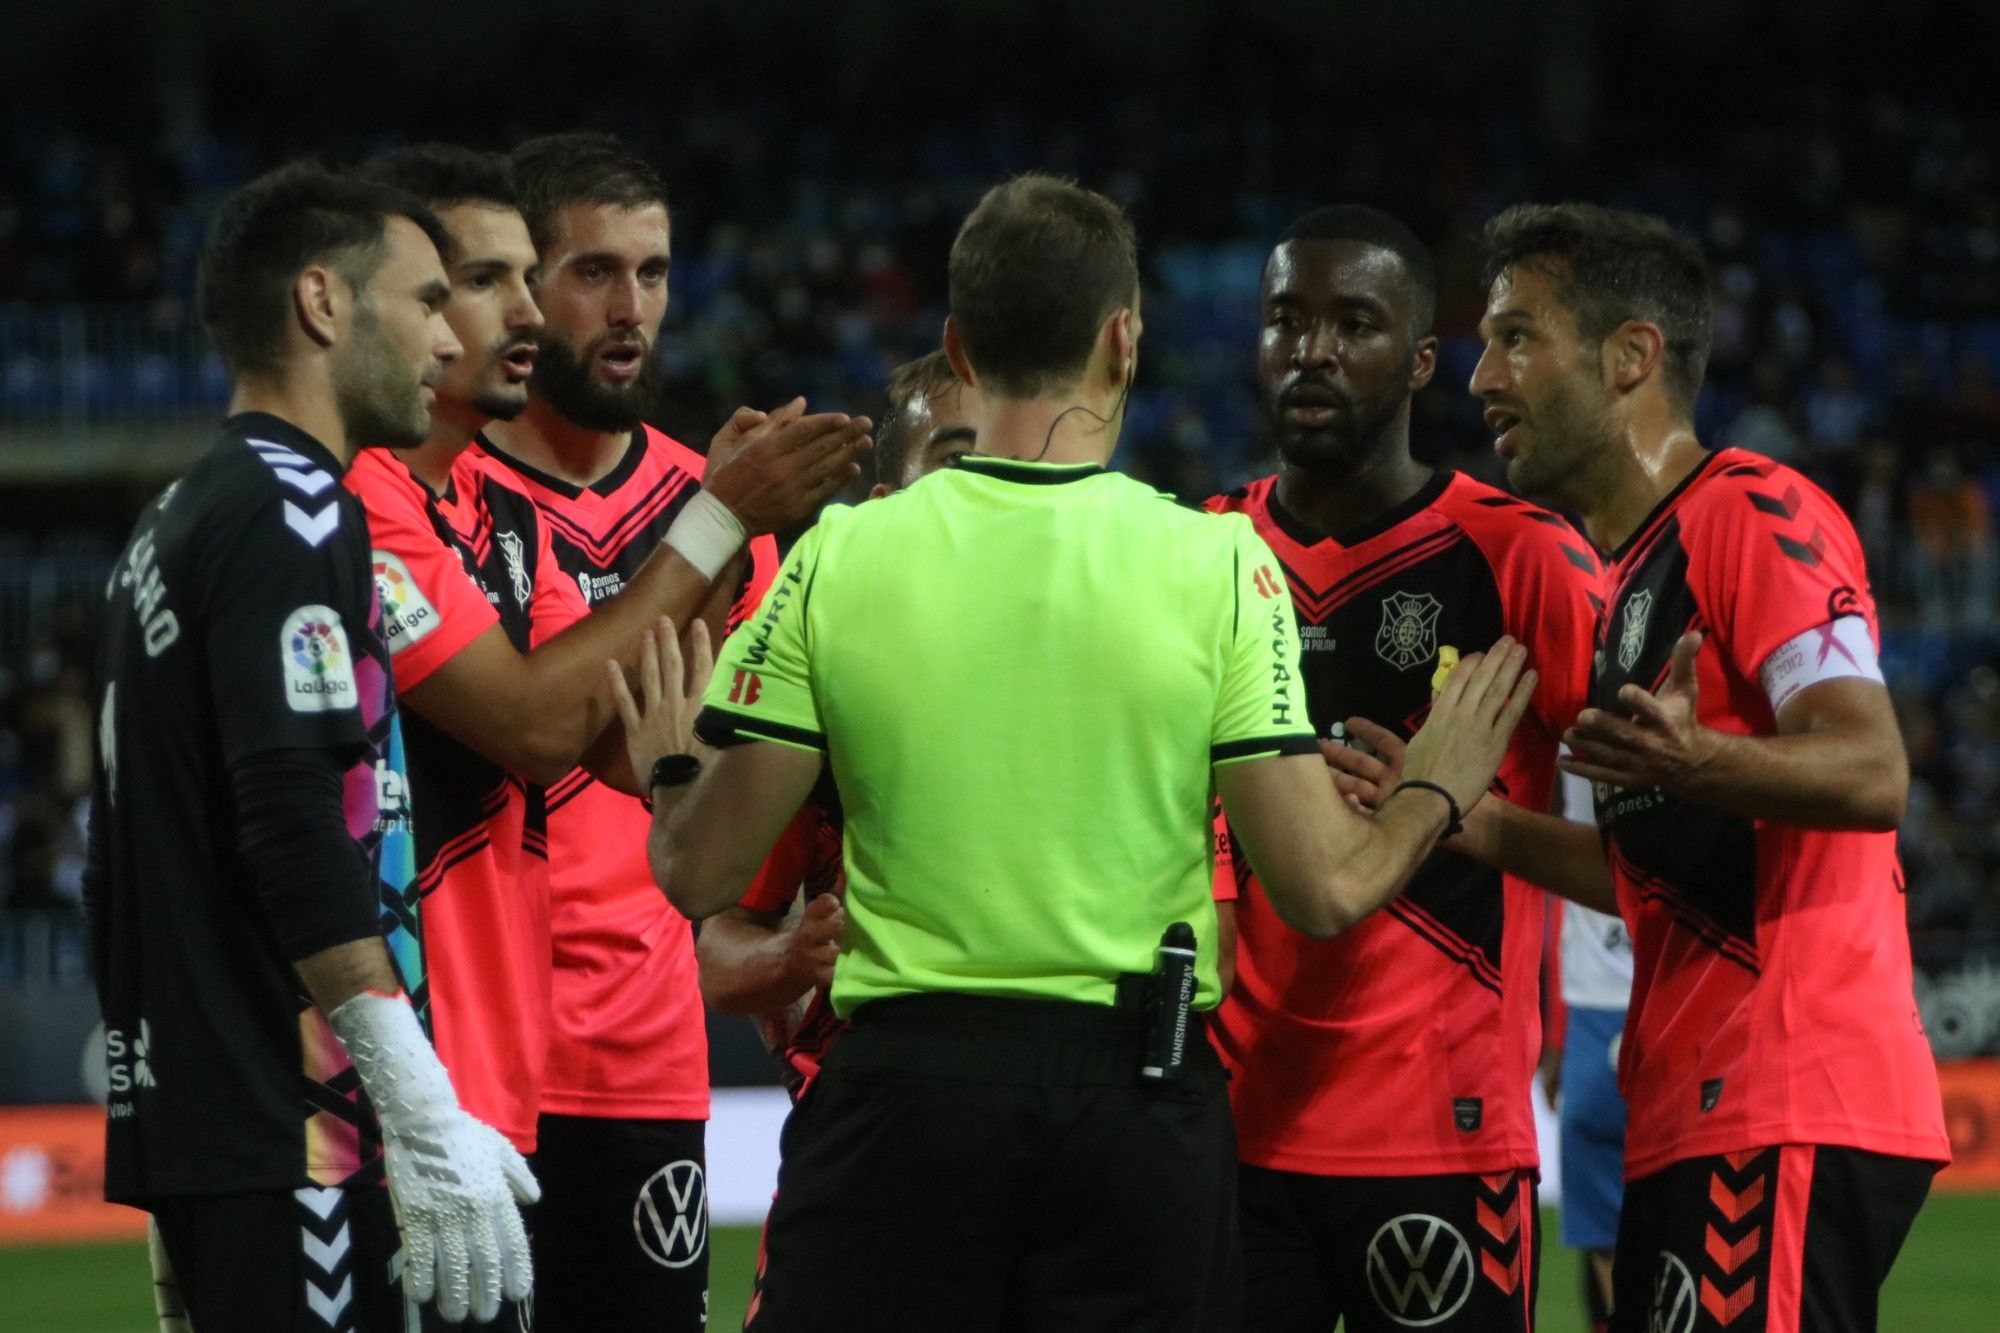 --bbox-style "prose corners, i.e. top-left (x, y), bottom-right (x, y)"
top-left (85, 164), bottom-right (531, 1329)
